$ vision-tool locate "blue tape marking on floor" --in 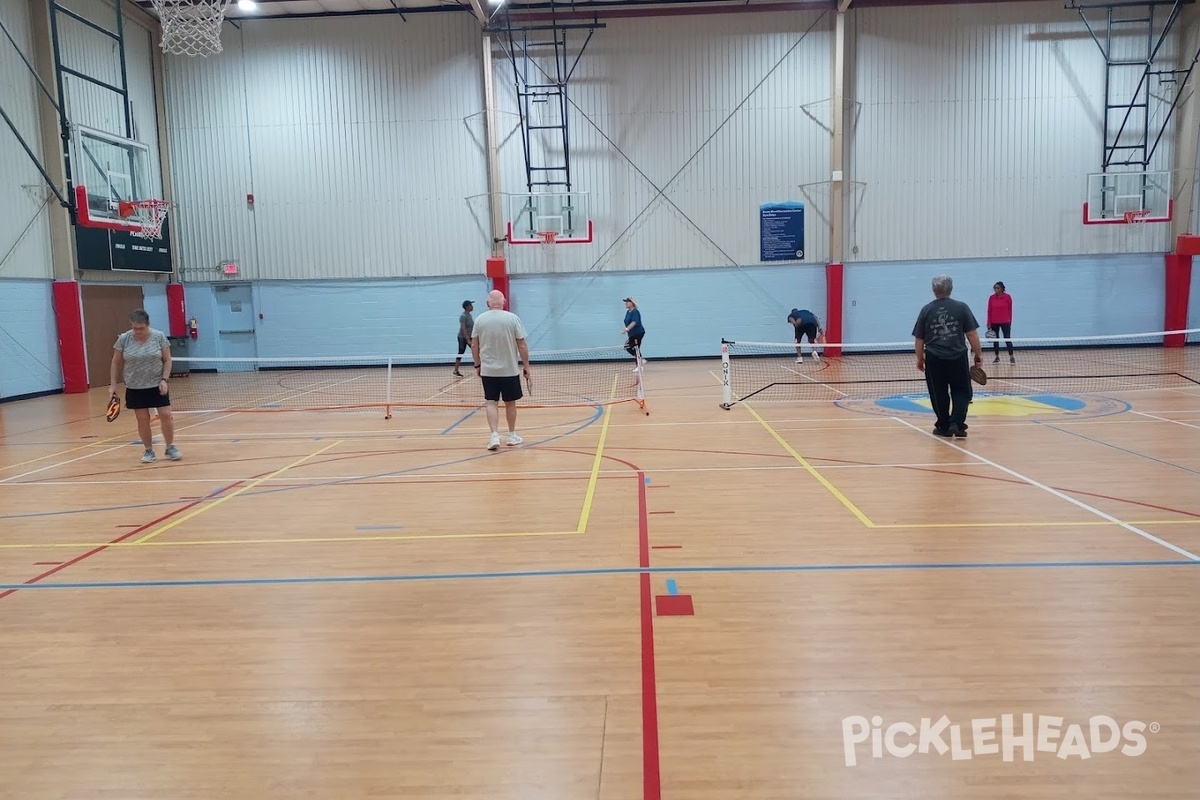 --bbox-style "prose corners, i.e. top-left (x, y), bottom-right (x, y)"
top-left (3, 559), bottom-right (1195, 592)
top-left (1037, 420), bottom-right (1200, 477)
top-left (441, 407), bottom-right (481, 435)
top-left (666, 579), bottom-right (678, 595)
top-left (355, 525), bottom-right (405, 531)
